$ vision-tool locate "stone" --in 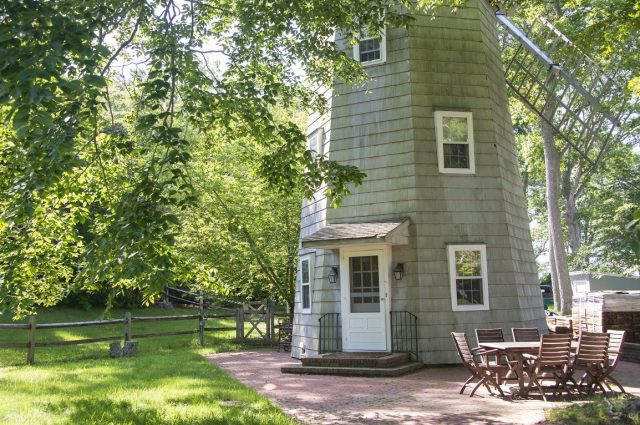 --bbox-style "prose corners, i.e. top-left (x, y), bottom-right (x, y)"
top-left (156, 301), bottom-right (173, 310)
top-left (122, 341), bottom-right (138, 357)
top-left (109, 342), bottom-right (122, 358)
